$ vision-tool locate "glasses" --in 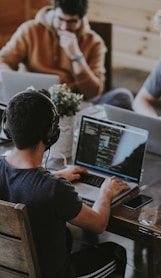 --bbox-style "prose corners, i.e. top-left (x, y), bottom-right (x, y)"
top-left (55, 16), bottom-right (81, 27)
